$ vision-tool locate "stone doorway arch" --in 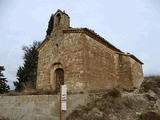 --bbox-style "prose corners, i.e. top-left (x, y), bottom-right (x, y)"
top-left (50, 63), bottom-right (64, 91)
top-left (55, 68), bottom-right (64, 92)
